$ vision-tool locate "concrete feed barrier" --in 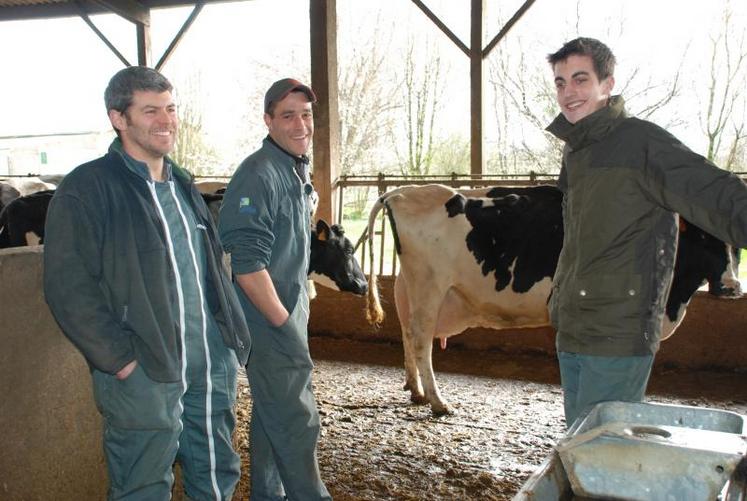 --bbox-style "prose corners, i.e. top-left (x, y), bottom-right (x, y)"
top-left (0, 246), bottom-right (106, 500)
